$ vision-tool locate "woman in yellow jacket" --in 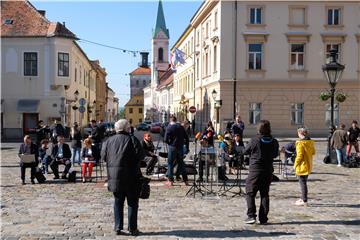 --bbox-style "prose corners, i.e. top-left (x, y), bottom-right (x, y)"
top-left (294, 127), bottom-right (316, 206)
